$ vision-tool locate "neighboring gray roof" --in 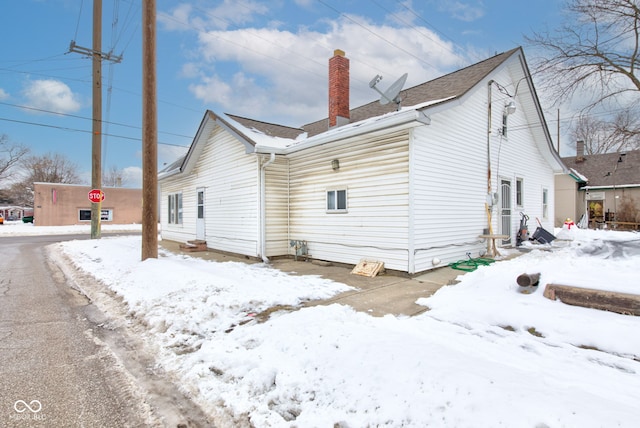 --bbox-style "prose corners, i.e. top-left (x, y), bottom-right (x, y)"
top-left (302, 47), bottom-right (521, 137)
top-left (561, 149), bottom-right (640, 187)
